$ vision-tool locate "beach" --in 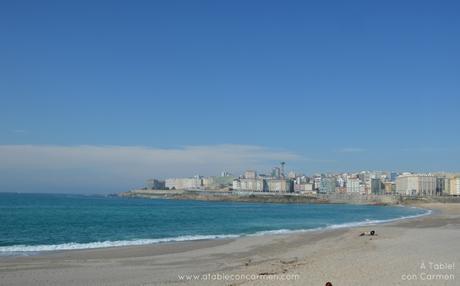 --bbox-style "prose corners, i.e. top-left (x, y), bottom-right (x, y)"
top-left (0, 203), bottom-right (459, 286)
